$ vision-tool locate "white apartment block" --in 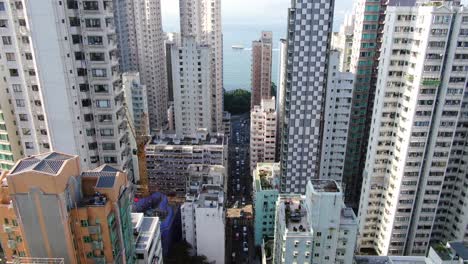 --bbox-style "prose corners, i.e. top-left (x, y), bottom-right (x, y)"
top-left (0, 0), bottom-right (133, 176)
top-left (272, 180), bottom-right (357, 264)
top-left (251, 31), bottom-right (273, 107)
top-left (250, 97), bottom-right (276, 173)
top-left (170, 37), bottom-right (213, 137)
top-left (0, 47), bottom-right (22, 170)
top-left (145, 129), bottom-right (227, 194)
top-left (358, 2), bottom-right (468, 256)
top-left (181, 184), bottom-right (225, 264)
top-left (179, 0), bottom-right (223, 132)
top-left (320, 51), bottom-right (354, 182)
top-left (114, 0), bottom-right (168, 131)
top-left (331, 13), bottom-right (354, 72)
top-left (279, 0), bottom-right (335, 193)
top-left (132, 213), bottom-right (164, 264)
top-left (187, 164), bottom-right (227, 195)
top-left (123, 72), bottom-right (149, 136)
